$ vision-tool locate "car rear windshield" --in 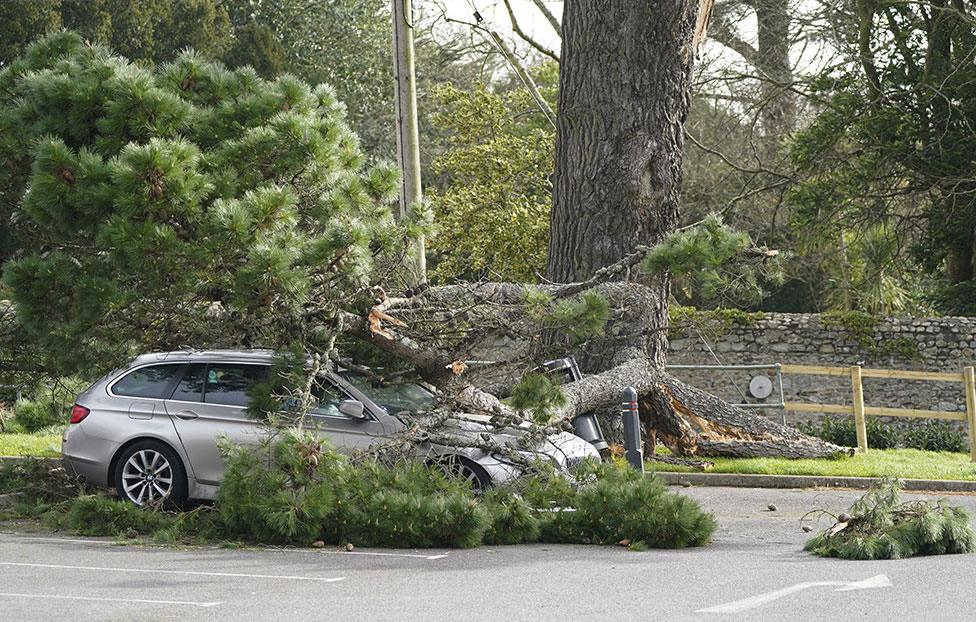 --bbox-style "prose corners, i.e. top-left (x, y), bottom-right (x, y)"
top-left (112, 364), bottom-right (183, 399)
top-left (340, 373), bottom-right (436, 415)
